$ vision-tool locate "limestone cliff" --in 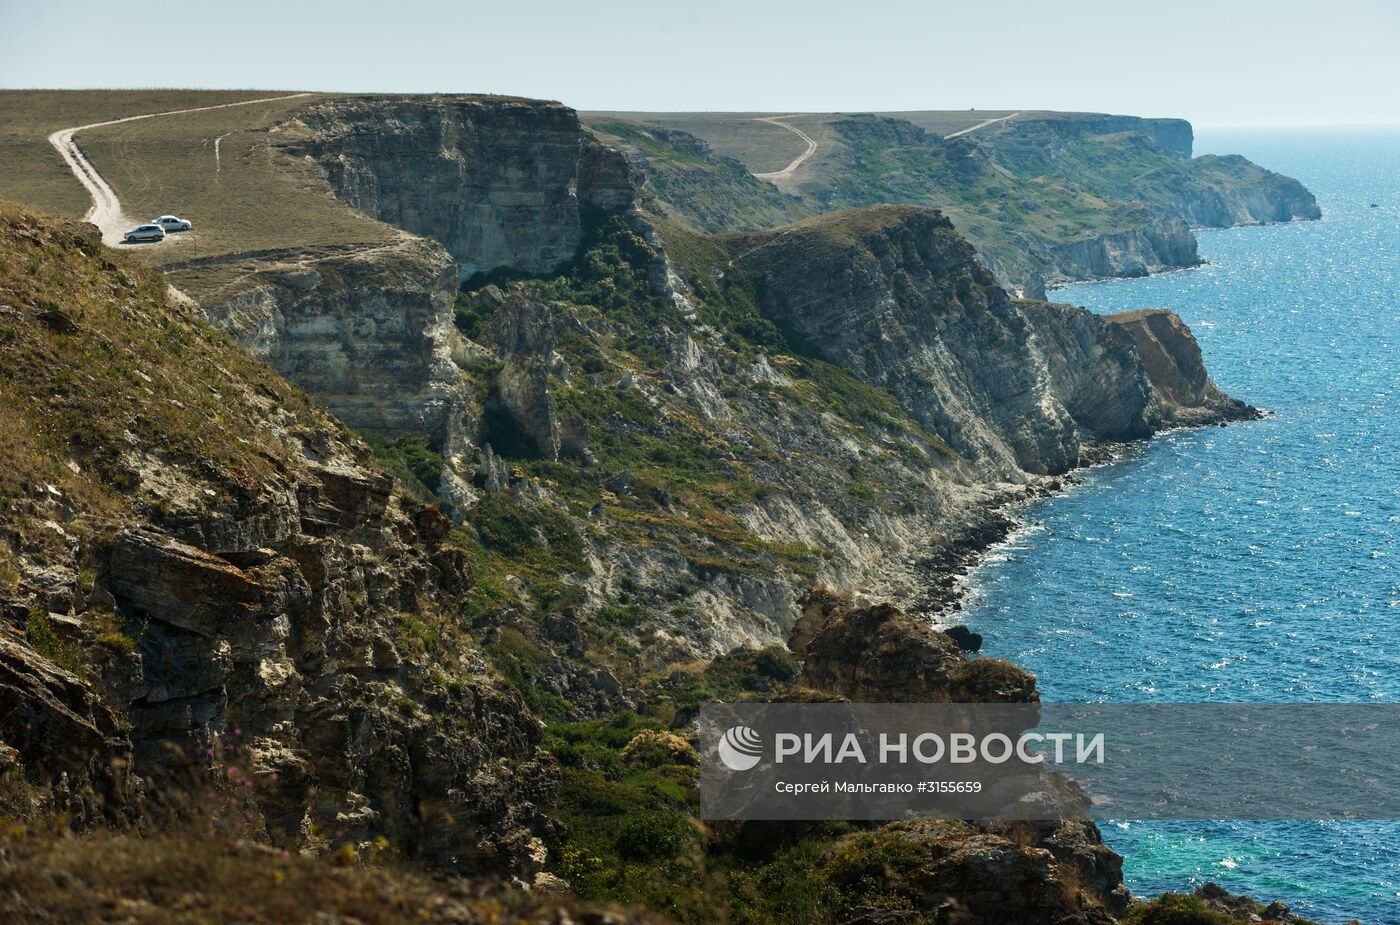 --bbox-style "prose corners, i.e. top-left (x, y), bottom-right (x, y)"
top-left (727, 206), bottom-right (1253, 477)
top-left (191, 96), bottom-right (1253, 675)
top-left (197, 235), bottom-right (469, 441)
top-left (595, 108), bottom-right (1319, 292)
top-left (277, 95), bottom-right (640, 280)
